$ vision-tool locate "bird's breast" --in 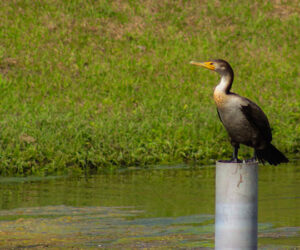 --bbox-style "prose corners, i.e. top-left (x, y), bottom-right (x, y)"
top-left (213, 90), bottom-right (229, 107)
